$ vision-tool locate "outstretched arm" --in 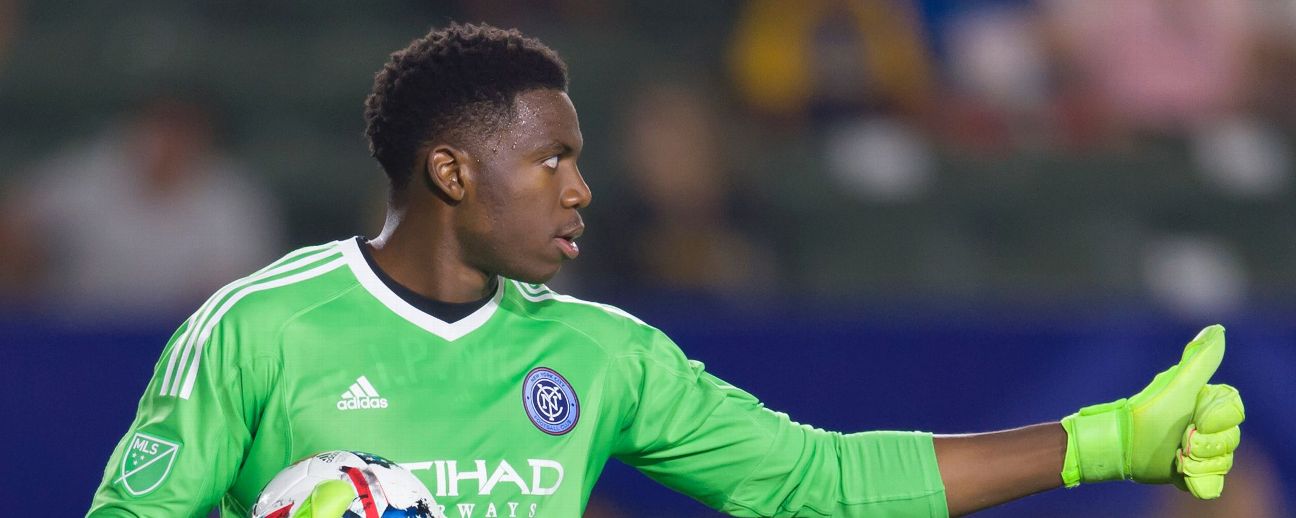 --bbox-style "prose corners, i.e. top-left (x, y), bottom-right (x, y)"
top-left (934, 325), bottom-right (1244, 517)
top-left (934, 423), bottom-right (1065, 516)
